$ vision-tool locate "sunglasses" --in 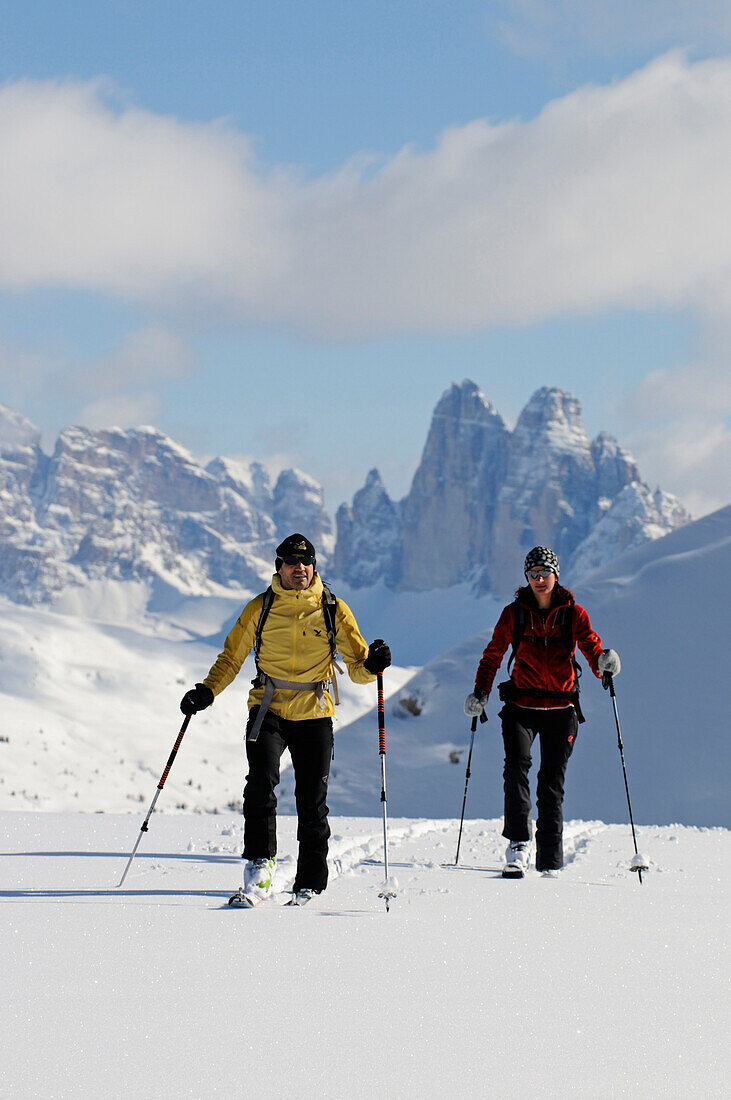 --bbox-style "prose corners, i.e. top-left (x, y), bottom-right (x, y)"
top-left (281, 554), bottom-right (315, 566)
top-left (527, 568), bottom-right (555, 579)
